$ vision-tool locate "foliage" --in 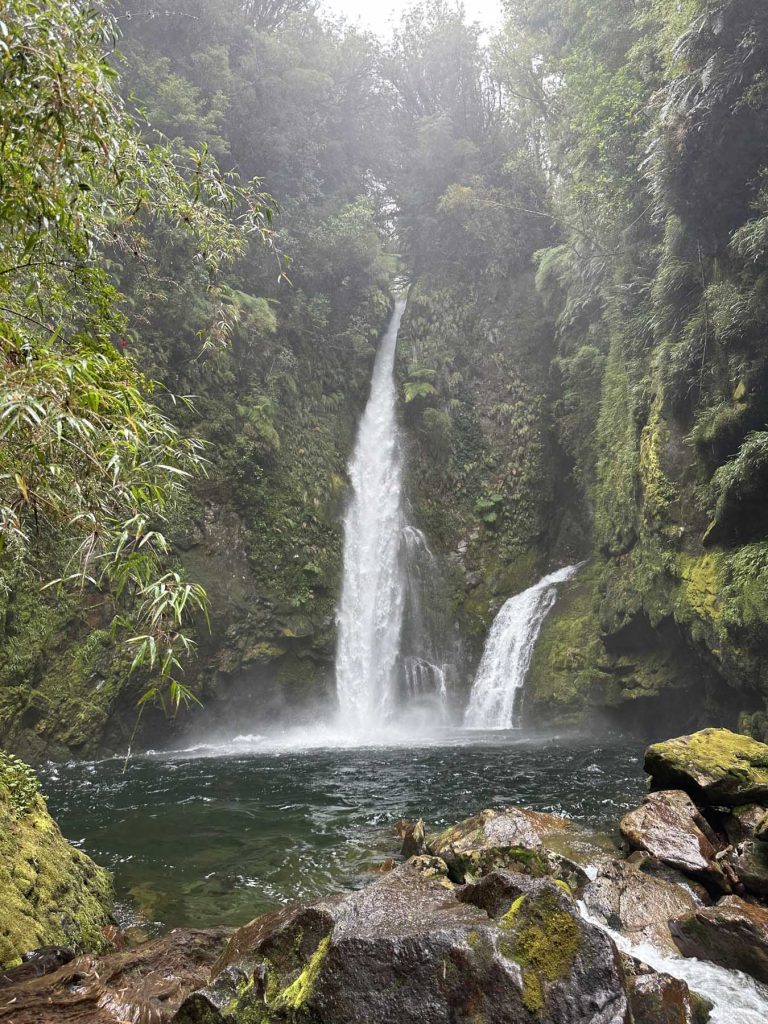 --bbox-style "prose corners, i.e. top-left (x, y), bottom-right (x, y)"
top-left (0, 0), bottom-right (278, 712)
top-left (0, 750), bottom-right (40, 816)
